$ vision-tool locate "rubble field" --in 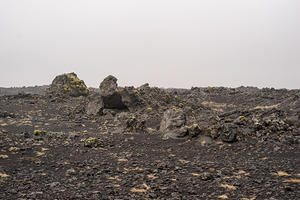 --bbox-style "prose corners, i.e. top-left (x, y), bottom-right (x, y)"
top-left (0, 73), bottom-right (299, 199)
